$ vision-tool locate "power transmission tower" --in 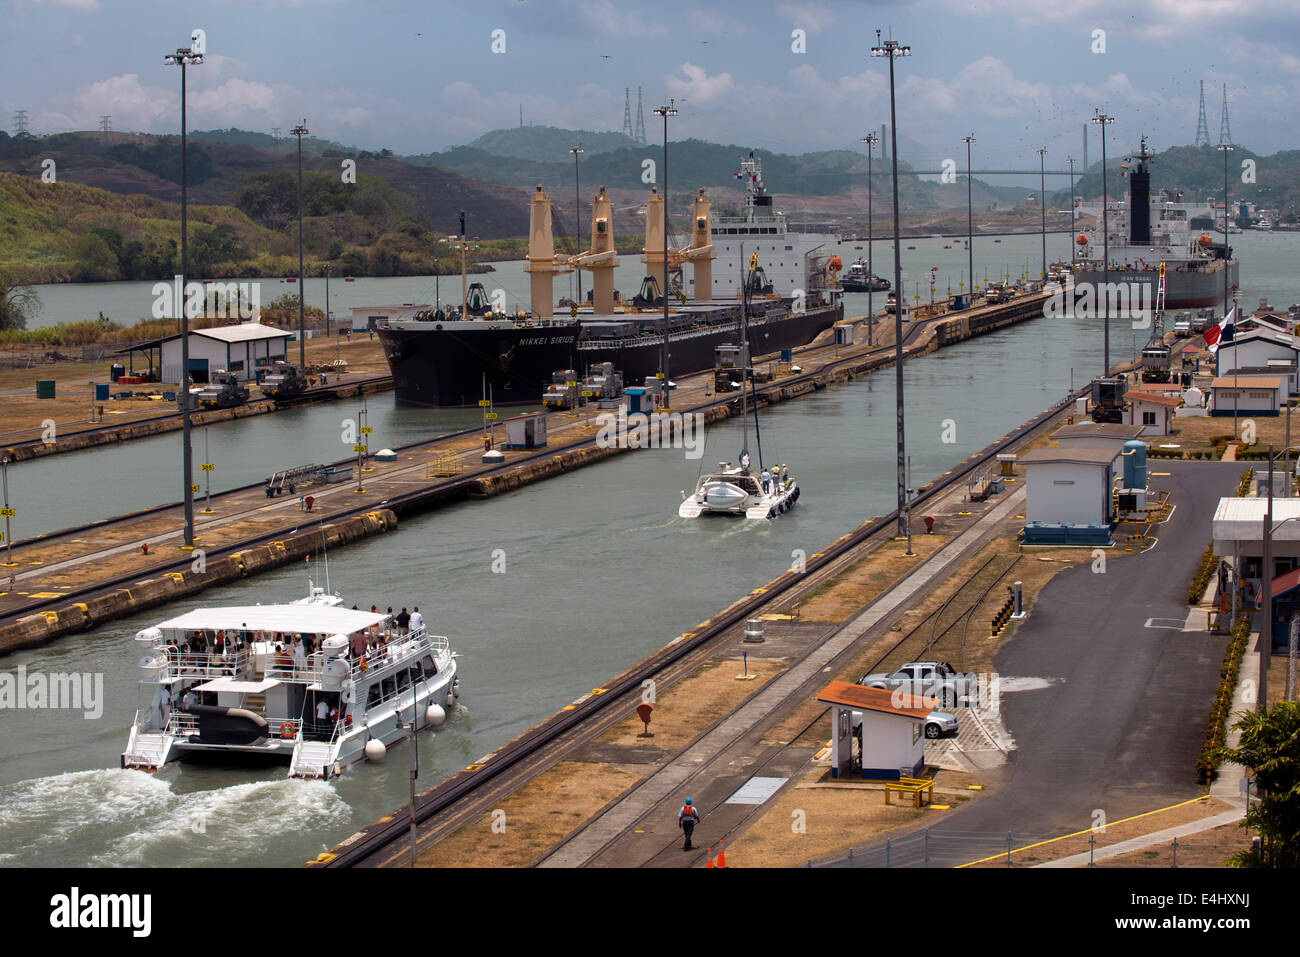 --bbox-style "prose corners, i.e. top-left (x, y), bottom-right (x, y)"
top-left (622, 88), bottom-right (633, 139)
top-left (1194, 80), bottom-right (1210, 147)
top-left (634, 86), bottom-right (646, 144)
top-left (14, 110), bottom-right (28, 136)
top-left (99, 114), bottom-right (112, 133)
top-left (272, 126), bottom-right (281, 140)
top-left (1219, 83), bottom-right (1232, 146)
